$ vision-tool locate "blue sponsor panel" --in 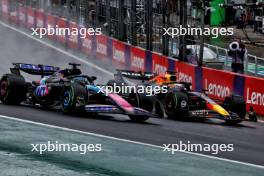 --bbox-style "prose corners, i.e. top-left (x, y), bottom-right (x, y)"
top-left (168, 58), bottom-right (176, 72)
top-left (107, 37), bottom-right (113, 62)
top-left (145, 50), bottom-right (152, 72)
top-left (233, 75), bottom-right (245, 97)
top-left (124, 43), bottom-right (131, 69)
top-left (195, 67), bottom-right (203, 92)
